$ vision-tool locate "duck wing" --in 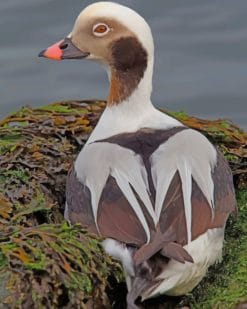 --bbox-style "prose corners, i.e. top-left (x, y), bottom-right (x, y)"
top-left (66, 127), bottom-right (236, 264)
